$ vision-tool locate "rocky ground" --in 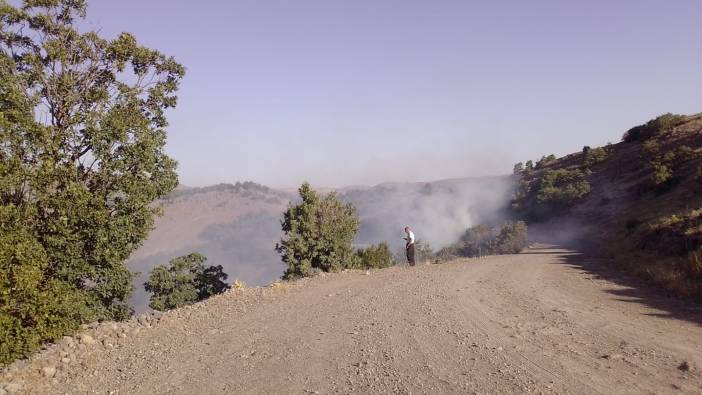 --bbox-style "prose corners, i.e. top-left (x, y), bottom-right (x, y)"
top-left (2, 246), bottom-right (701, 394)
